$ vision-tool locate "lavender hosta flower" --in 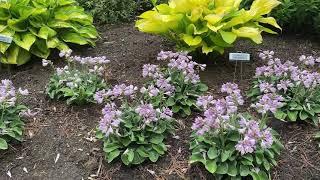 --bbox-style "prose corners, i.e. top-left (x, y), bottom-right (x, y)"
top-left (251, 93), bottom-right (285, 114)
top-left (299, 55), bottom-right (315, 66)
top-left (259, 82), bottom-right (276, 93)
top-left (258, 50), bottom-right (274, 61)
top-left (261, 128), bottom-right (273, 149)
top-left (159, 107), bottom-right (173, 119)
top-left (196, 95), bottom-right (214, 110)
top-left (59, 49), bottom-right (73, 58)
top-left (142, 64), bottom-right (162, 78)
top-left (140, 85), bottom-right (160, 97)
top-left (191, 116), bottom-right (210, 135)
top-left (18, 88), bottom-right (29, 96)
top-left (157, 51), bottom-right (188, 61)
top-left (99, 103), bottom-right (122, 137)
top-left (235, 136), bottom-right (257, 155)
top-left (0, 79), bottom-right (16, 106)
top-left (156, 78), bottom-right (175, 94)
top-left (221, 82), bottom-right (240, 94)
top-left (277, 80), bottom-right (294, 92)
top-left (94, 90), bottom-right (107, 104)
top-left (135, 103), bottom-right (157, 124)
